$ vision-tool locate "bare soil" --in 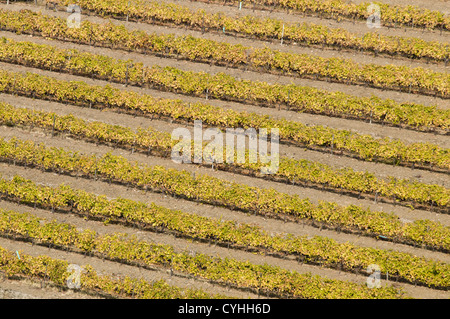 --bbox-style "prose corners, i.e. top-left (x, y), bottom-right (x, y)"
top-left (350, 0), bottom-right (450, 15)
top-left (178, 0), bottom-right (450, 27)
top-left (0, 162), bottom-right (448, 261)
